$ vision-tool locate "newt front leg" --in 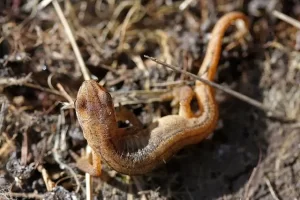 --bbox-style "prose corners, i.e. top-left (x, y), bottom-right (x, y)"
top-left (75, 12), bottom-right (249, 176)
